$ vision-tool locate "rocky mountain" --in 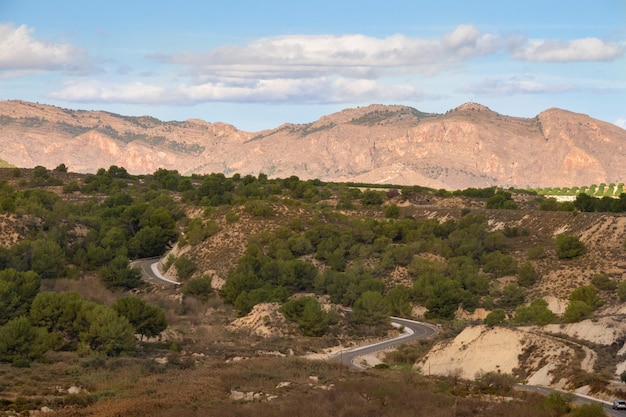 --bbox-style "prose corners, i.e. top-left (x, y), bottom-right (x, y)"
top-left (1, 100), bottom-right (624, 189)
